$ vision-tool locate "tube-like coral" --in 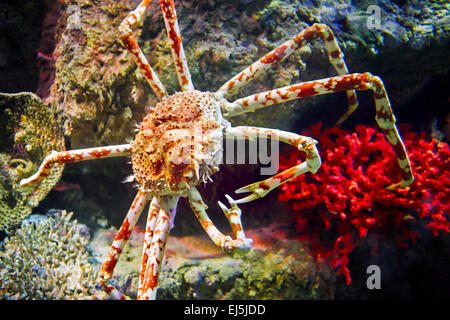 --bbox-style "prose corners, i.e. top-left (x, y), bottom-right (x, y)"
top-left (0, 211), bottom-right (105, 299)
top-left (278, 123), bottom-right (449, 284)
